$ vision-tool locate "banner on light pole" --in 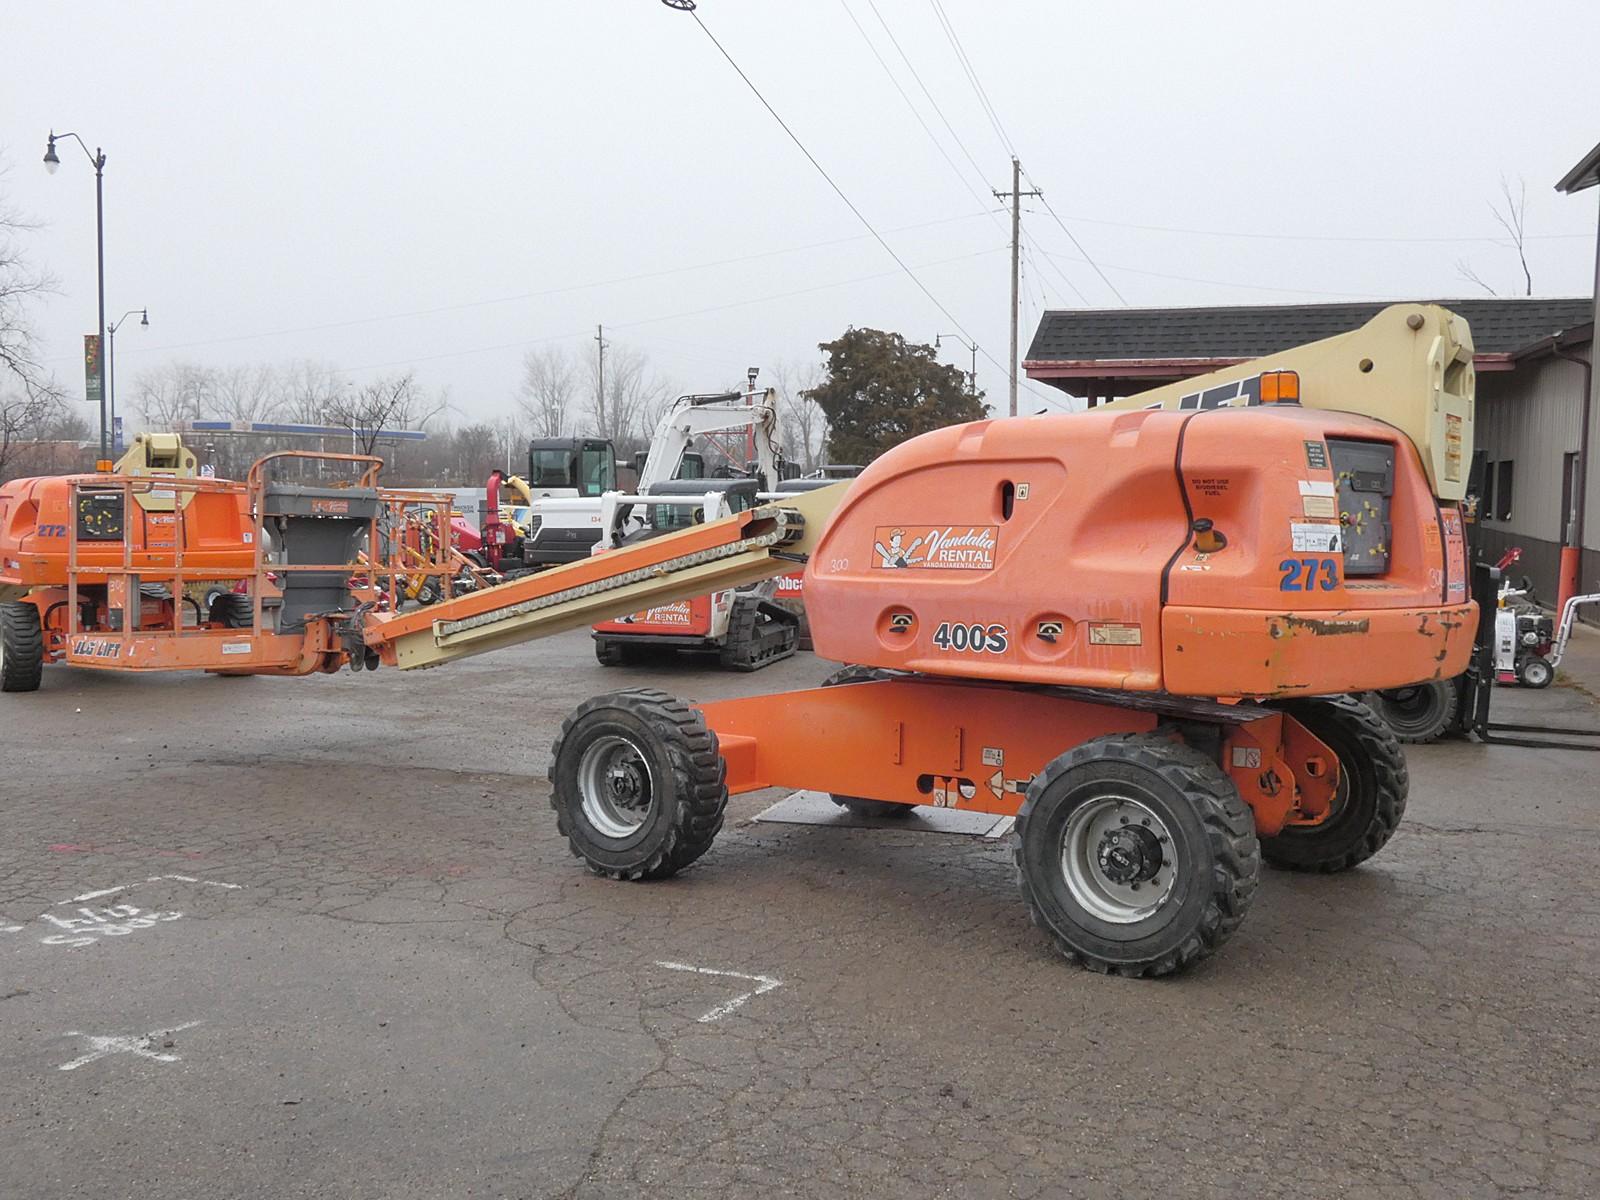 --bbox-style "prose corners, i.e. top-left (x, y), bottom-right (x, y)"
top-left (84, 334), bottom-right (103, 405)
